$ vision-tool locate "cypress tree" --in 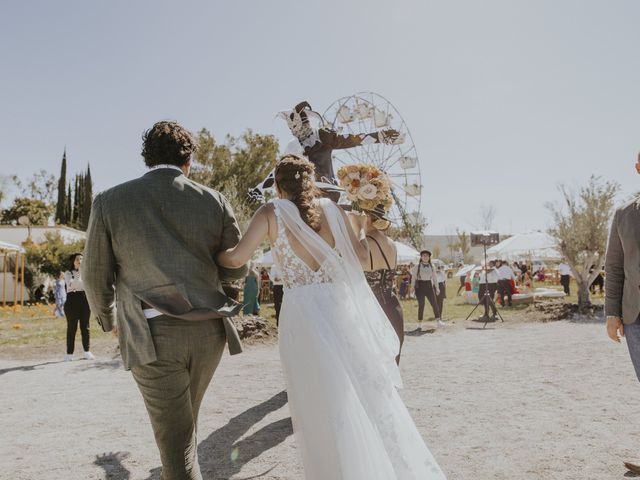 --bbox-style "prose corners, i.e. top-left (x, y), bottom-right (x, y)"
top-left (55, 149), bottom-right (67, 224)
top-left (72, 175), bottom-right (80, 226)
top-left (65, 184), bottom-right (72, 224)
top-left (80, 165), bottom-right (93, 230)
